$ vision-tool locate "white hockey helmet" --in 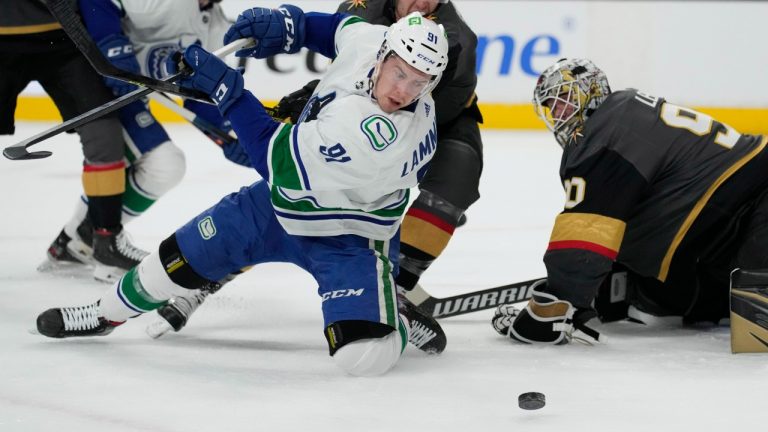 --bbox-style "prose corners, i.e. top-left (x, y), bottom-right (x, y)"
top-left (533, 58), bottom-right (611, 148)
top-left (371, 12), bottom-right (449, 103)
